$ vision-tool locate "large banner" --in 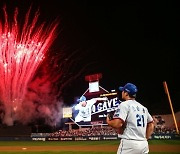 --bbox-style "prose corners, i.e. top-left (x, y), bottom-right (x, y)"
top-left (71, 96), bottom-right (120, 126)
